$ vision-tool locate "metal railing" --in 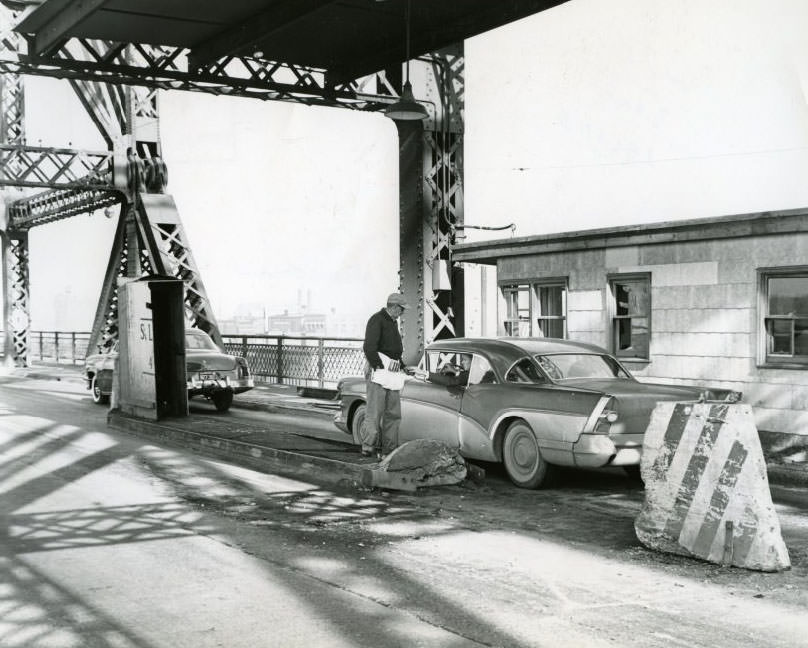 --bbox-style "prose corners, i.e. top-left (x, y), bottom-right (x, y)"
top-left (0, 330), bottom-right (93, 366)
top-left (221, 334), bottom-right (365, 388)
top-left (1, 330), bottom-right (365, 388)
